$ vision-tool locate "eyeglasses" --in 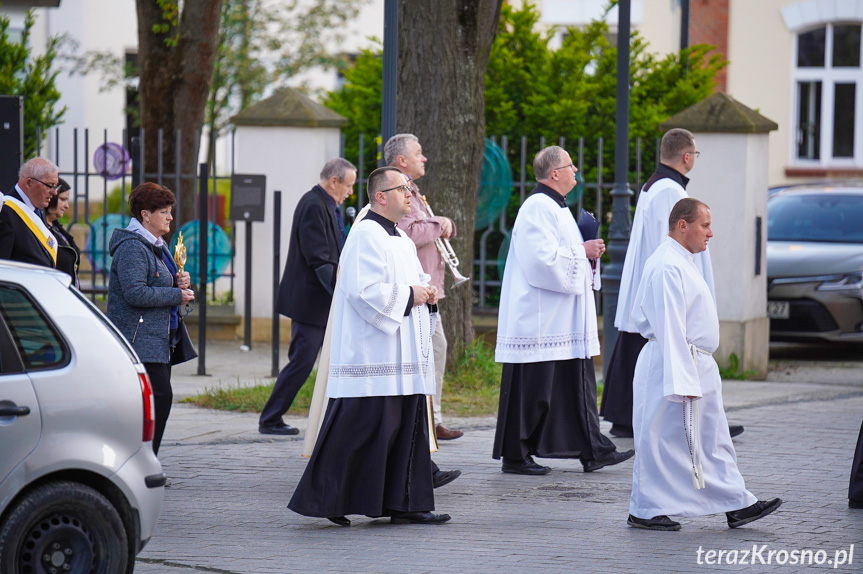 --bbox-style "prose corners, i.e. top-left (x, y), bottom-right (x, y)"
top-left (30, 177), bottom-right (60, 190)
top-left (553, 163), bottom-right (576, 172)
top-left (379, 183), bottom-right (412, 195)
top-left (685, 151), bottom-right (701, 159)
